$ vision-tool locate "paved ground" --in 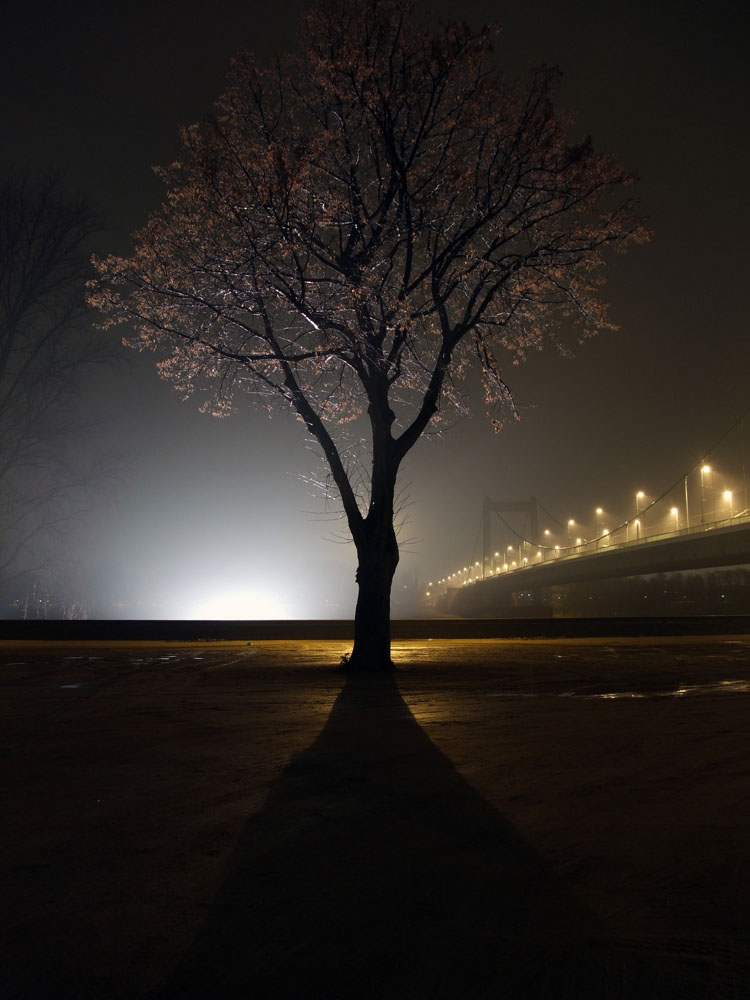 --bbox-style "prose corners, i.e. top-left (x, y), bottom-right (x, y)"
top-left (2, 636), bottom-right (750, 997)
